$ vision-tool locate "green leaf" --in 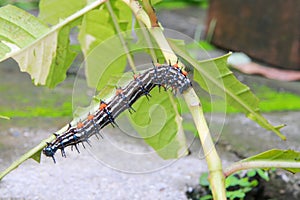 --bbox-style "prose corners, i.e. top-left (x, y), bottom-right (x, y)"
top-left (0, 41), bottom-right (10, 58)
top-left (169, 40), bottom-right (286, 140)
top-left (151, 0), bottom-right (163, 5)
top-left (45, 21), bottom-right (78, 87)
top-left (78, 8), bottom-right (127, 90)
top-left (246, 169), bottom-right (256, 177)
top-left (241, 149), bottom-right (300, 174)
top-left (129, 88), bottom-right (188, 159)
top-left (225, 175), bottom-right (240, 187)
top-left (227, 190), bottom-right (245, 199)
top-left (200, 195), bottom-right (213, 200)
top-left (78, 1), bottom-right (134, 90)
top-left (0, 5), bottom-right (49, 46)
top-left (256, 168), bottom-right (269, 181)
top-left (199, 172), bottom-right (210, 186)
top-left (0, 5), bottom-right (50, 84)
top-left (0, 4), bottom-right (48, 52)
top-left (0, 2), bottom-right (105, 87)
top-left (38, 0), bottom-right (87, 25)
top-left (113, 0), bottom-right (133, 31)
